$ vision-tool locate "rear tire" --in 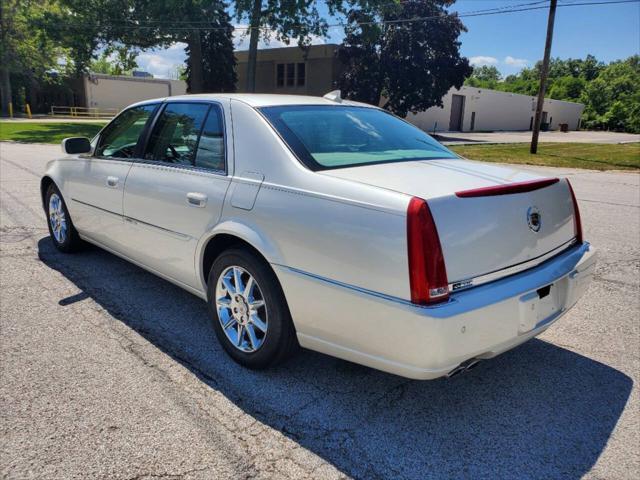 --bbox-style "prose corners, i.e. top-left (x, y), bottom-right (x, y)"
top-left (45, 183), bottom-right (82, 253)
top-left (207, 248), bottom-right (298, 369)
